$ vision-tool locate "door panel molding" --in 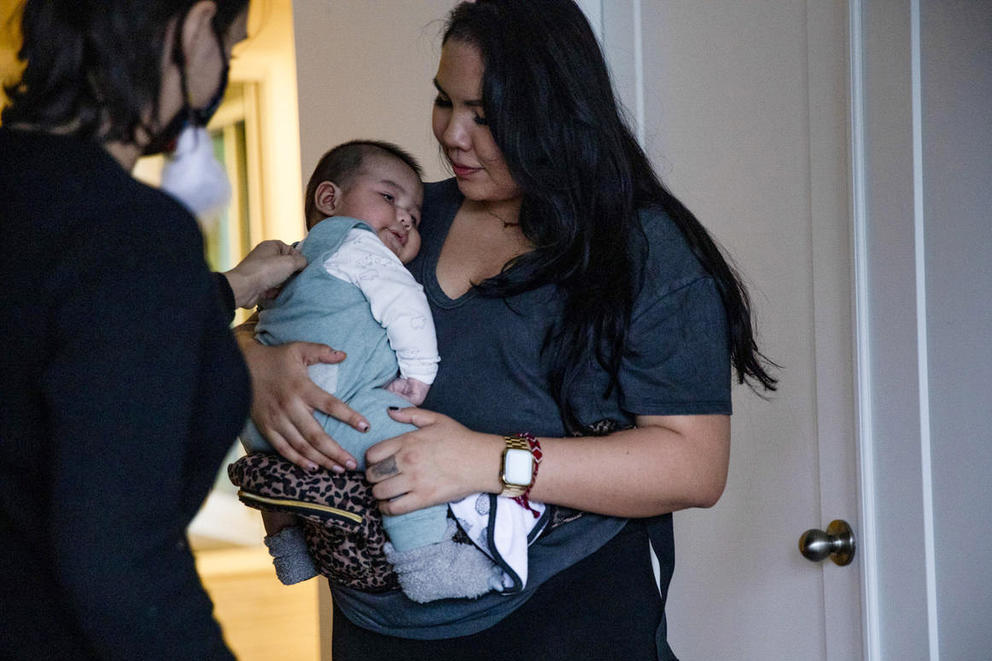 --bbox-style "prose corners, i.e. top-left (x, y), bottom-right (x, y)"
top-left (853, 0), bottom-right (949, 657)
top-left (807, 1), bottom-right (864, 657)
top-left (849, 1), bottom-right (882, 657)
top-left (908, 1), bottom-right (941, 657)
